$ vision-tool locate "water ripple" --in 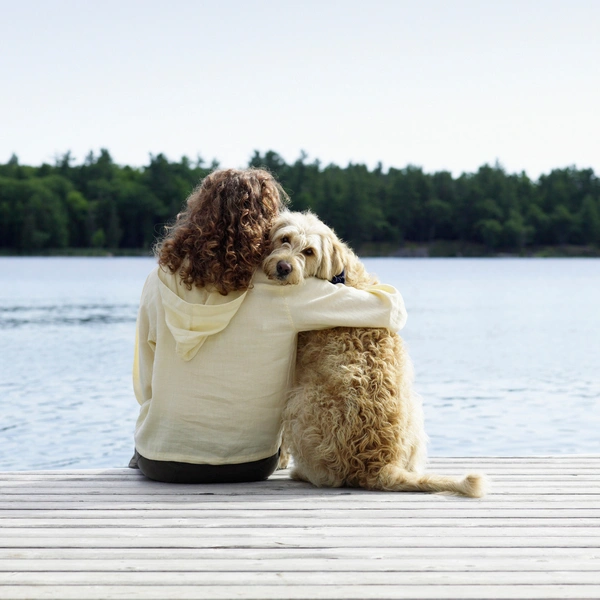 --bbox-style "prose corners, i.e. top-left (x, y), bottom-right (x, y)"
top-left (0, 303), bottom-right (137, 328)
